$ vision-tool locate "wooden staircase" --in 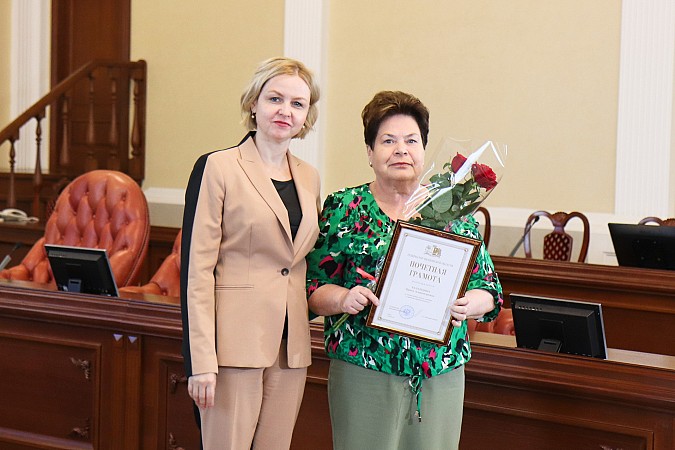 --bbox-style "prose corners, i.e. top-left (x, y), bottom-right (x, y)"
top-left (0, 59), bottom-right (147, 221)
